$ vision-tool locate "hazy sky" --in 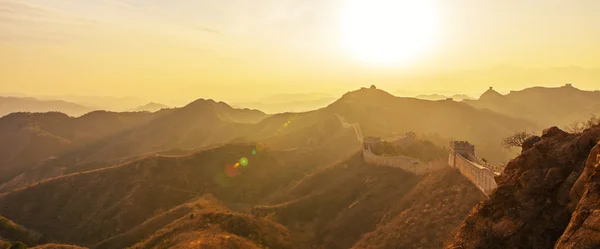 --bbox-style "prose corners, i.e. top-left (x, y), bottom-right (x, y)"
top-left (1, 0), bottom-right (599, 104)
